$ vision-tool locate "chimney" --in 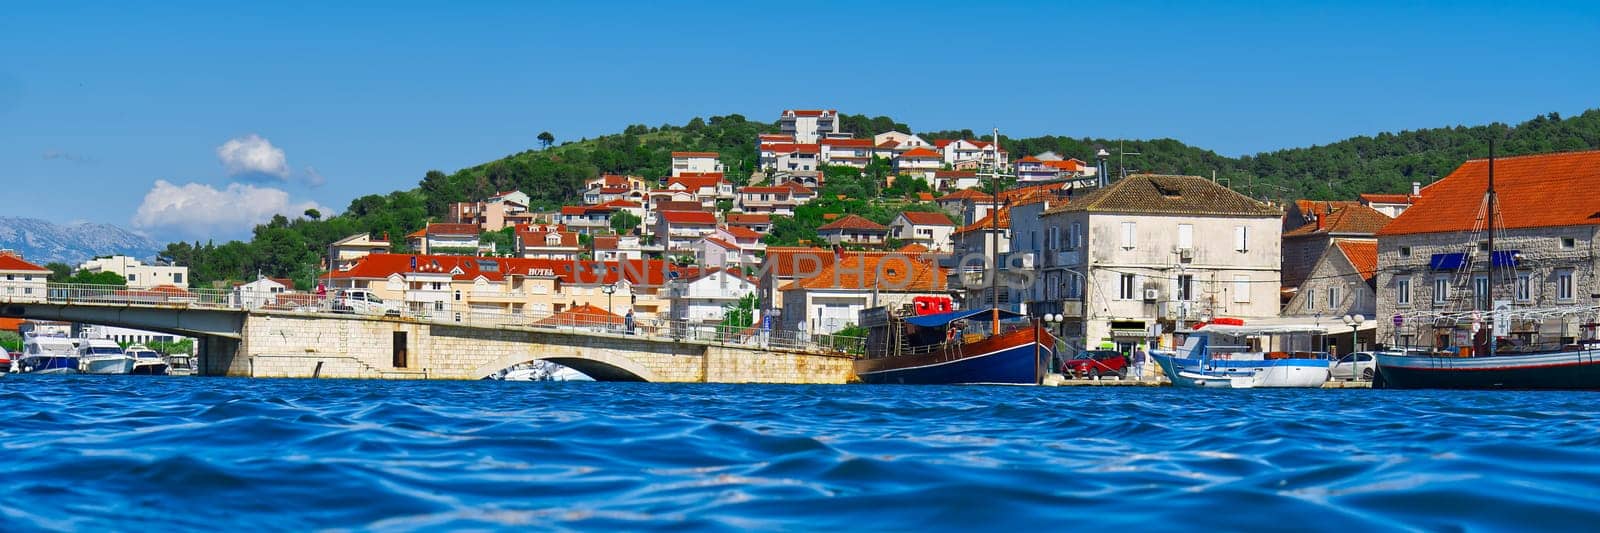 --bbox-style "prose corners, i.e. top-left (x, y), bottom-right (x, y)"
top-left (1411, 182), bottom-right (1421, 196)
